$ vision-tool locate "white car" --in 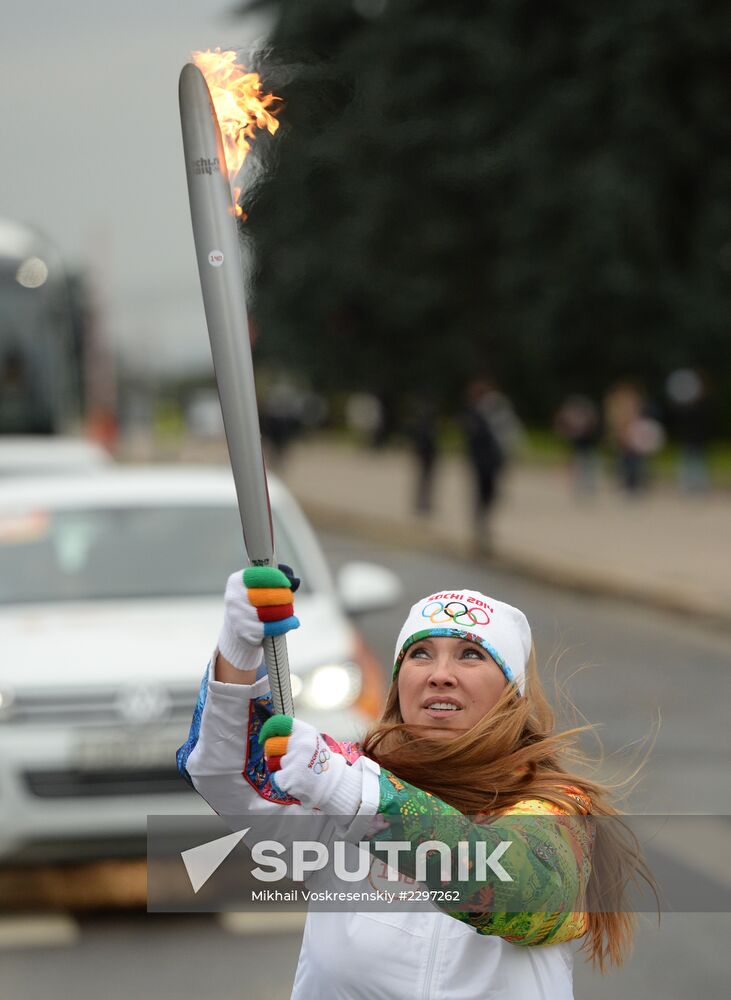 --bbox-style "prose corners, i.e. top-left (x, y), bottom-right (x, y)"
top-left (0, 466), bottom-right (400, 862)
top-left (0, 436), bottom-right (112, 477)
